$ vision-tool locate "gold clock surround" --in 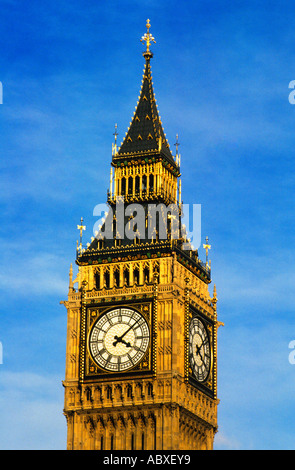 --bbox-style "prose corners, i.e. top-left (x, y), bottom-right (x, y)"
top-left (84, 301), bottom-right (155, 379)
